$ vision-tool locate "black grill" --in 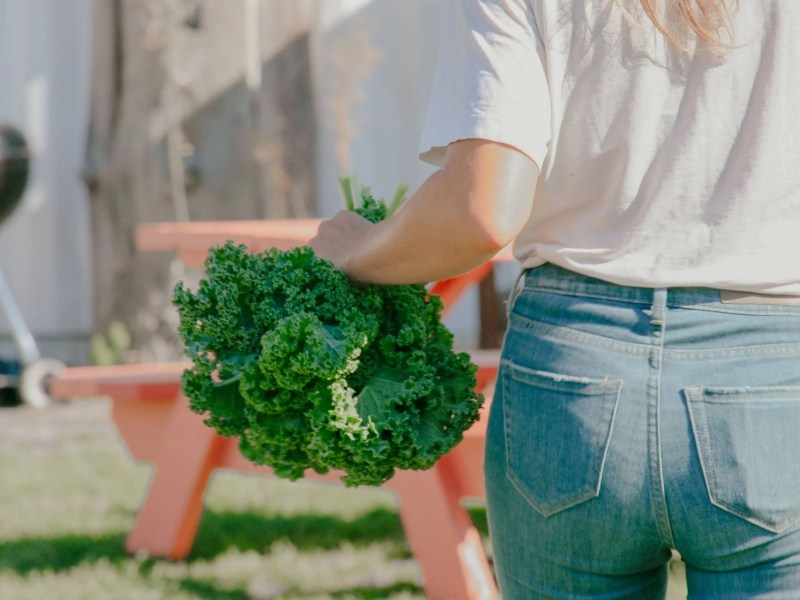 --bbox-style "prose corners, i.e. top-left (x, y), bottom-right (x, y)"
top-left (0, 124), bottom-right (30, 226)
